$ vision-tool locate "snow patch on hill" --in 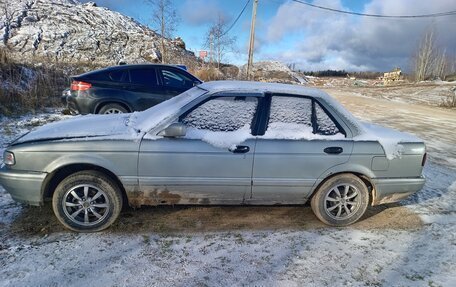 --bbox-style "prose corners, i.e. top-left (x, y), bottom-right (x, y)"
top-left (0, 0), bottom-right (195, 65)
